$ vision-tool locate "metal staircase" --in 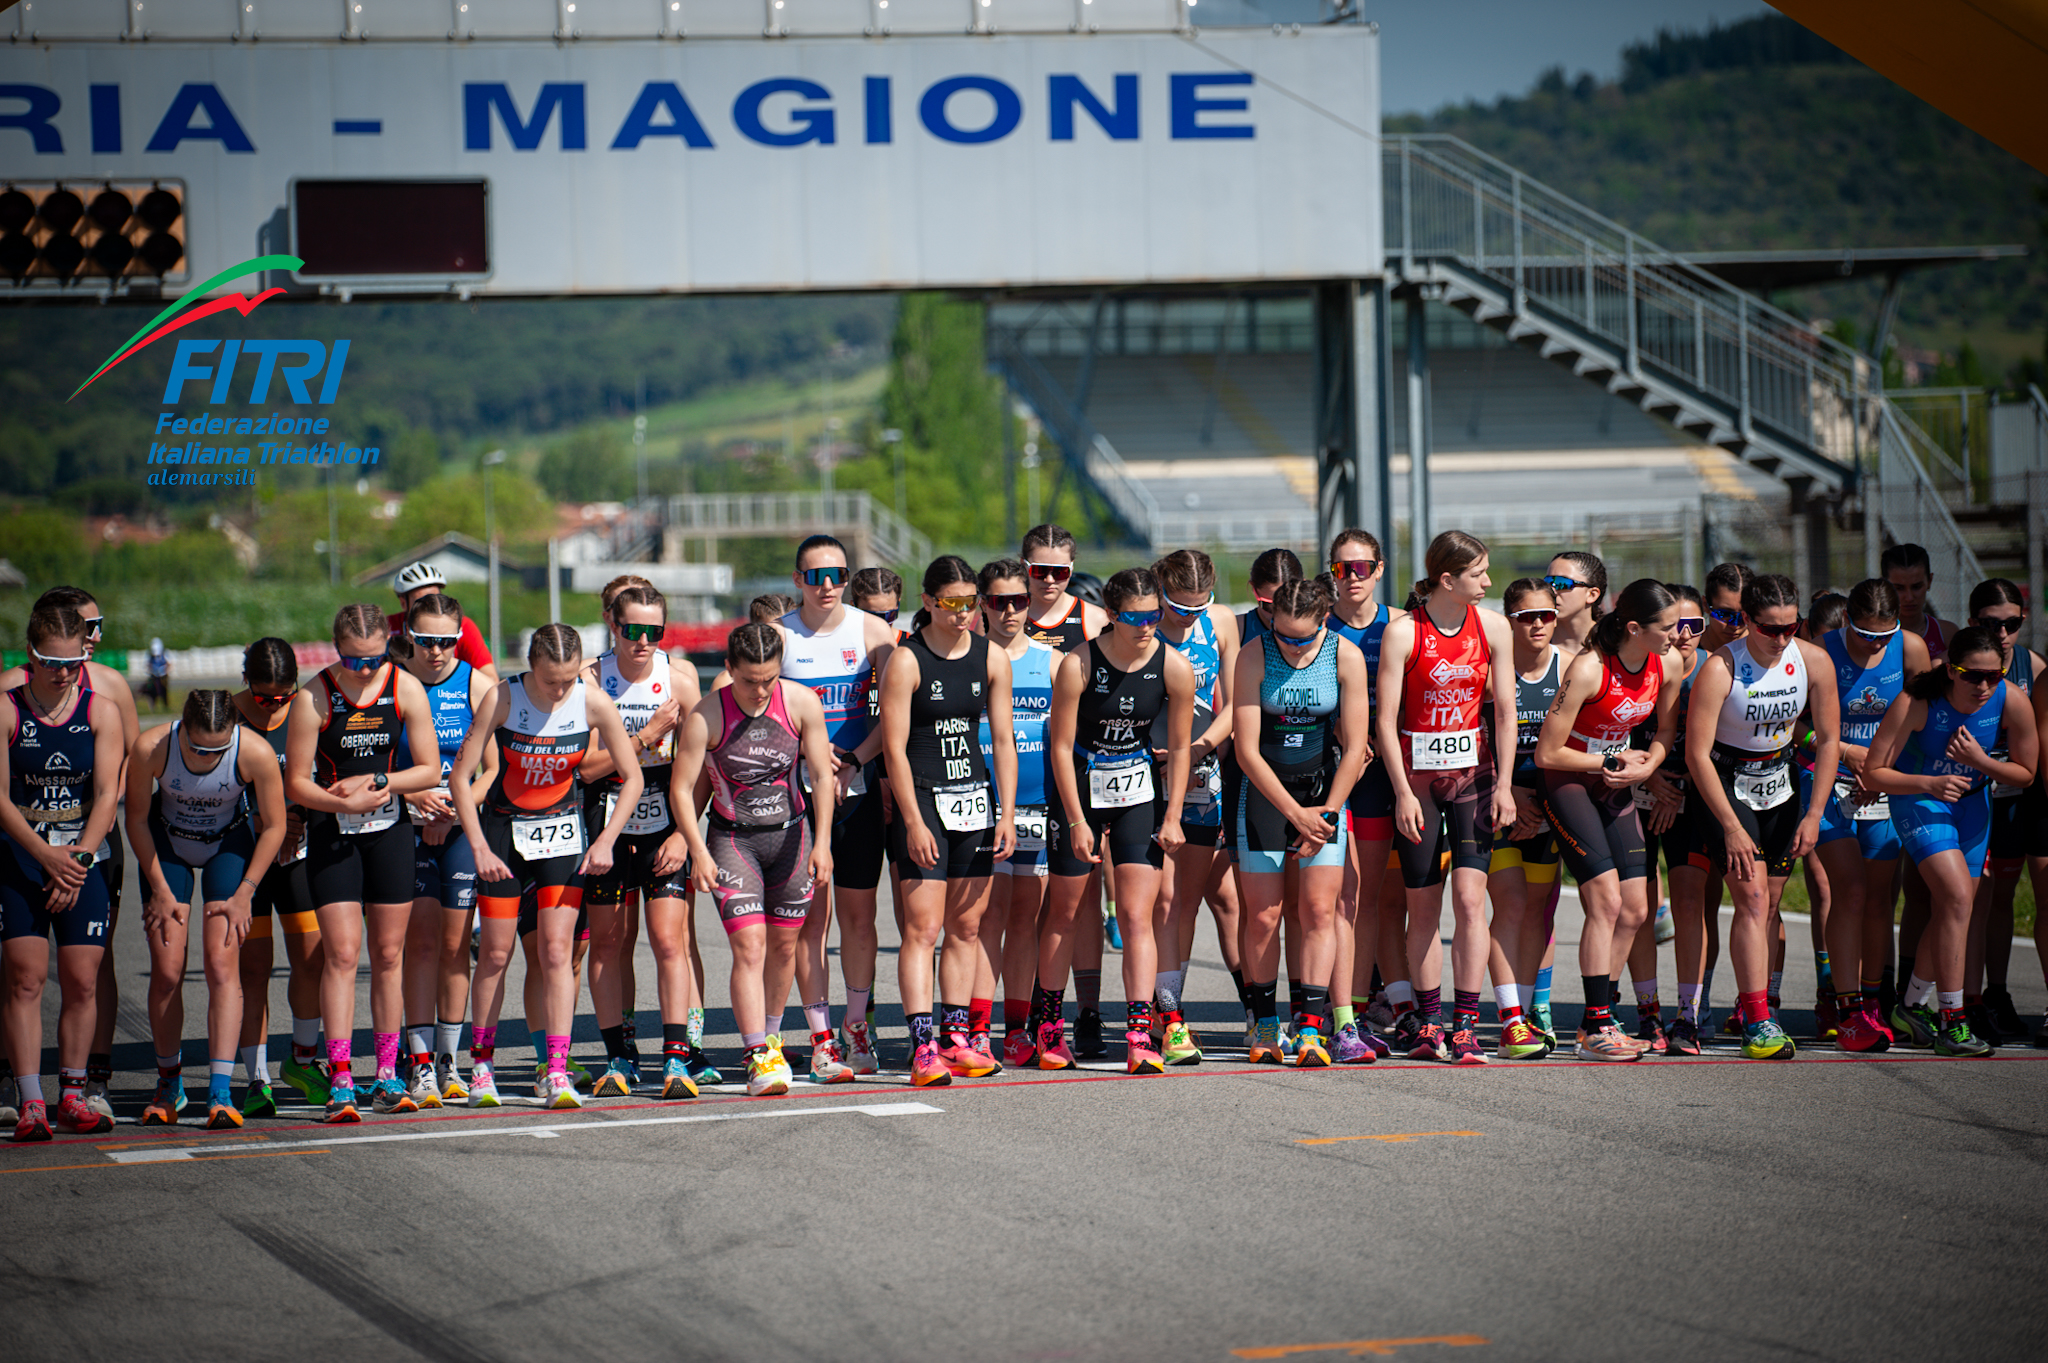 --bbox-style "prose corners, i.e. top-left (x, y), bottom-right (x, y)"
top-left (1385, 135), bottom-right (1859, 499)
